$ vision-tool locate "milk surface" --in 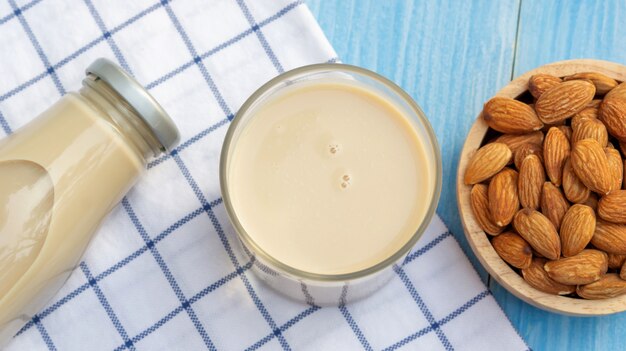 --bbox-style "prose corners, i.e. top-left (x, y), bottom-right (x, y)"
top-left (229, 81), bottom-right (433, 275)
